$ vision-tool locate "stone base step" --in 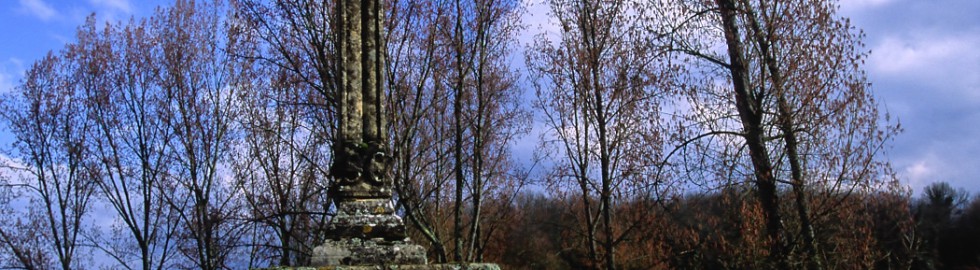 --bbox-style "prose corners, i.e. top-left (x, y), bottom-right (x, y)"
top-left (256, 263), bottom-right (501, 270)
